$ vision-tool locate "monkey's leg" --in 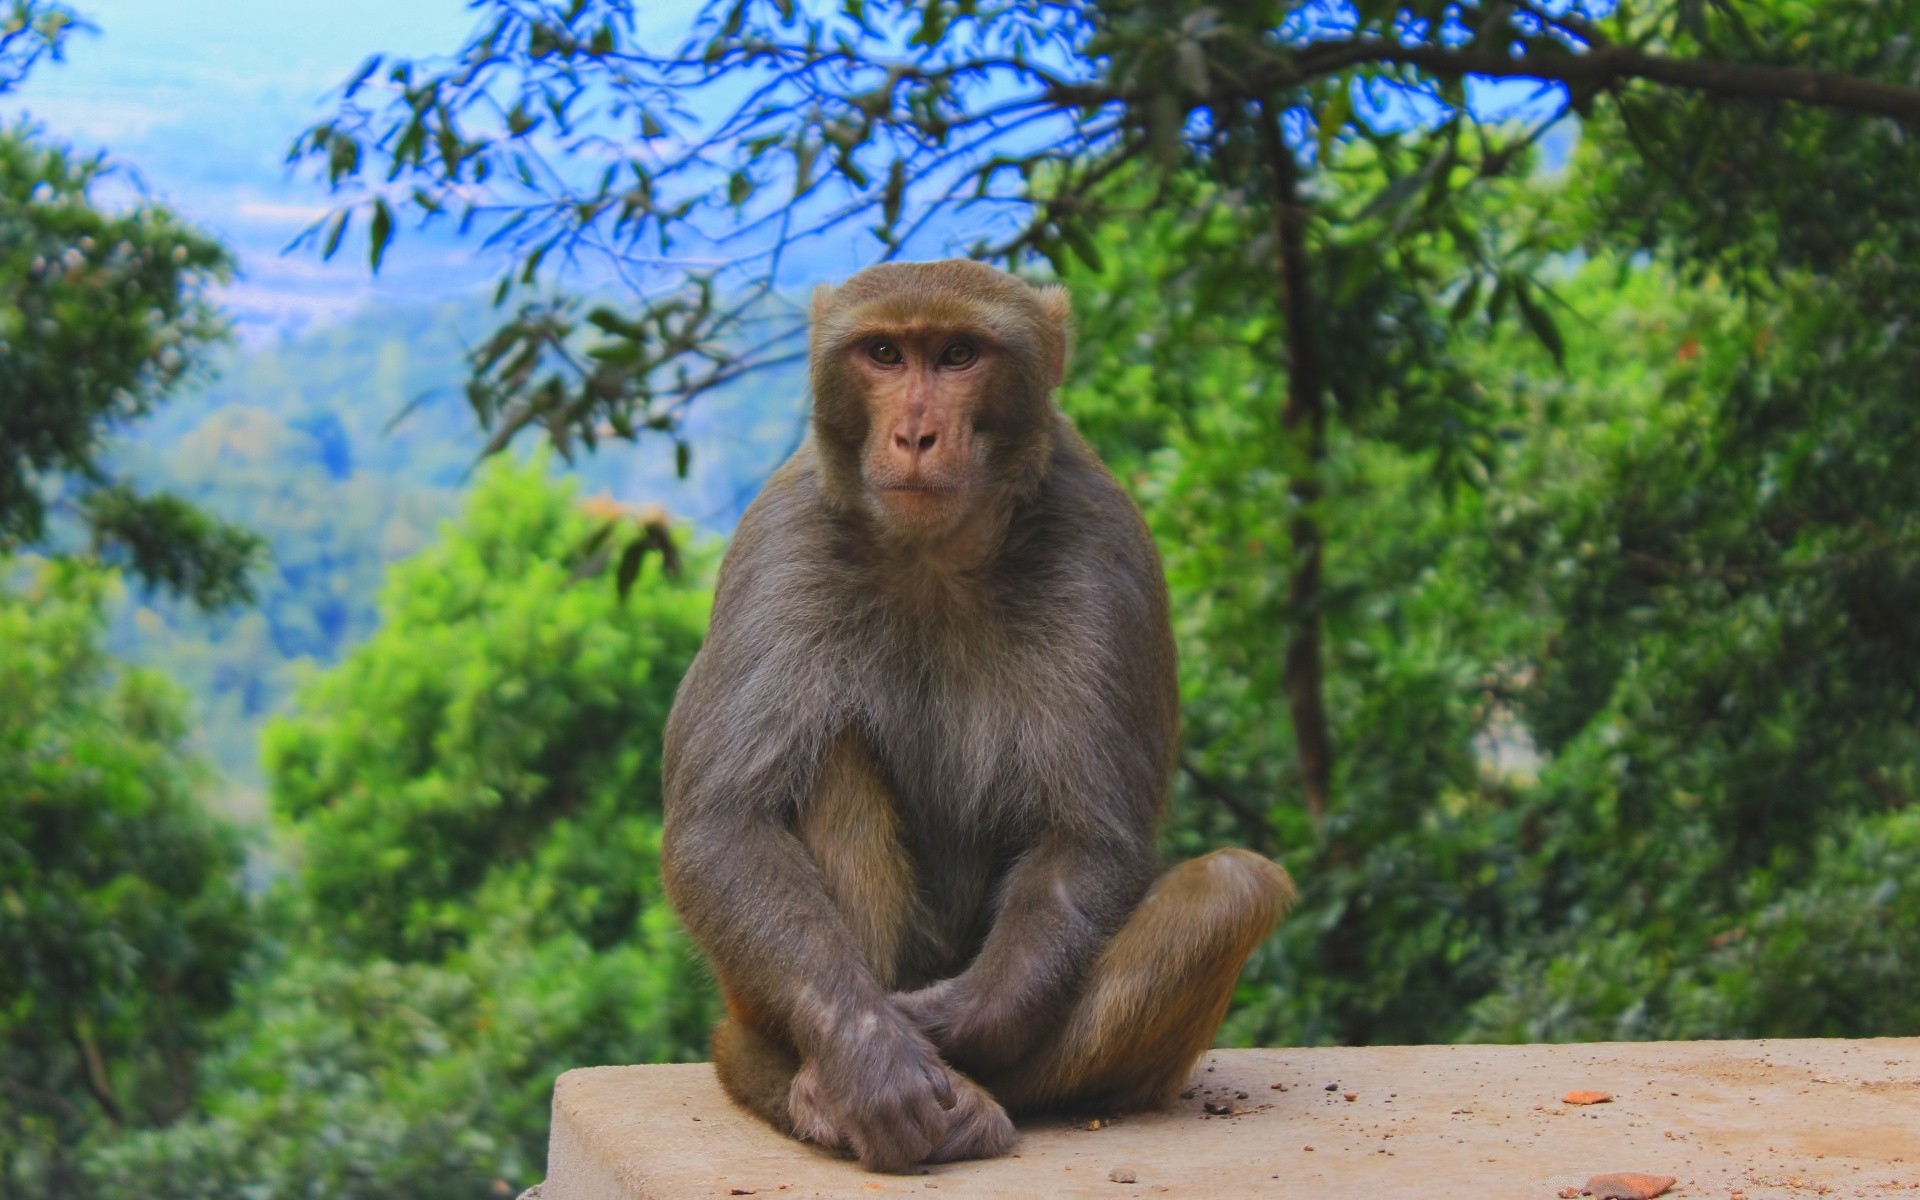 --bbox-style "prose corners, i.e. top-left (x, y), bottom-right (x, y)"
top-left (712, 1004), bottom-right (803, 1136)
top-left (794, 730), bottom-right (922, 990)
top-left (992, 848), bottom-right (1295, 1113)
